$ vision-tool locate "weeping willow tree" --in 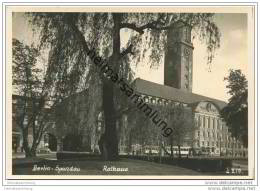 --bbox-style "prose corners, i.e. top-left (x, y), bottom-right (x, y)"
top-left (27, 13), bottom-right (220, 160)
